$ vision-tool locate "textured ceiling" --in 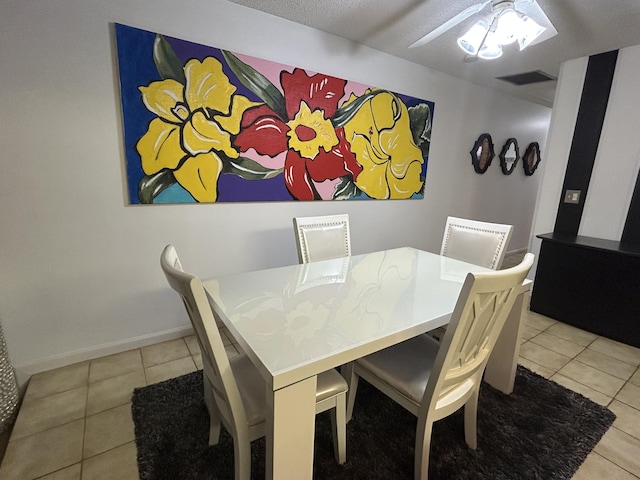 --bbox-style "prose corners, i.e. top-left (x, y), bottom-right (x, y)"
top-left (227, 0), bottom-right (640, 107)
